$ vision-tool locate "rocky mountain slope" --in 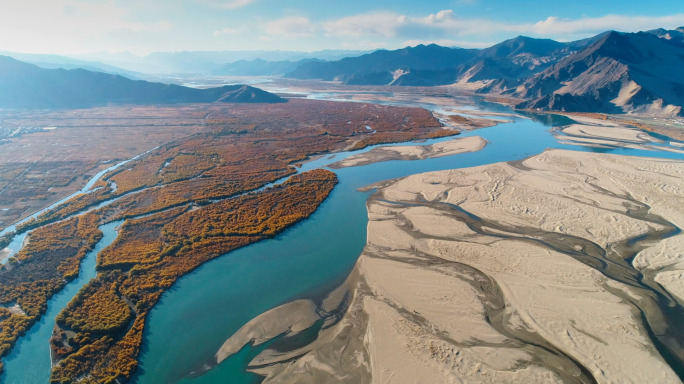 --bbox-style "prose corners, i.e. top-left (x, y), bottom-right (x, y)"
top-left (285, 36), bottom-right (579, 88)
top-left (284, 28), bottom-right (684, 116)
top-left (515, 31), bottom-right (684, 115)
top-left (211, 58), bottom-right (320, 76)
top-left (286, 44), bottom-right (478, 84)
